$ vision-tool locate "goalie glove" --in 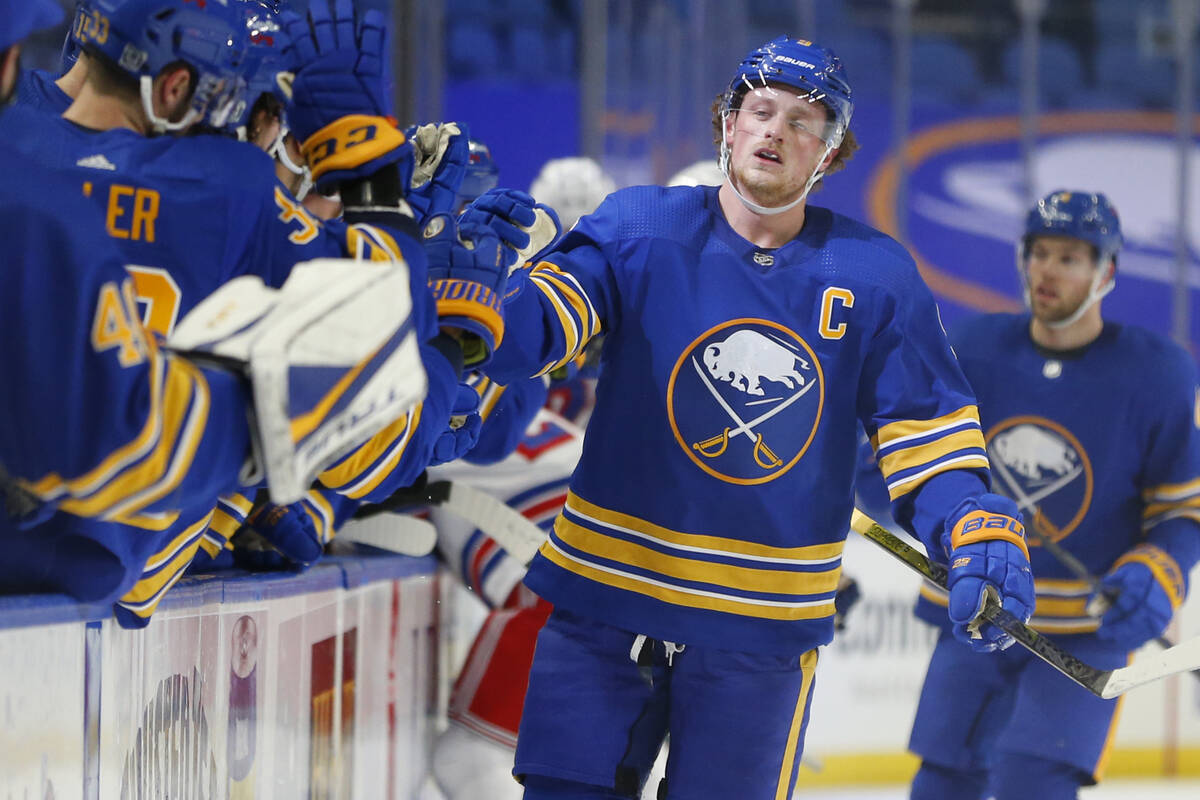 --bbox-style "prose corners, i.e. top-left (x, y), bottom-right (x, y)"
top-left (166, 259), bottom-right (426, 505)
top-left (424, 214), bottom-right (510, 367)
top-left (282, 0), bottom-right (413, 192)
top-left (459, 188), bottom-right (562, 273)
top-left (405, 121), bottom-right (470, 222)
top-left (942, 493), bottom-right (1035, 653)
